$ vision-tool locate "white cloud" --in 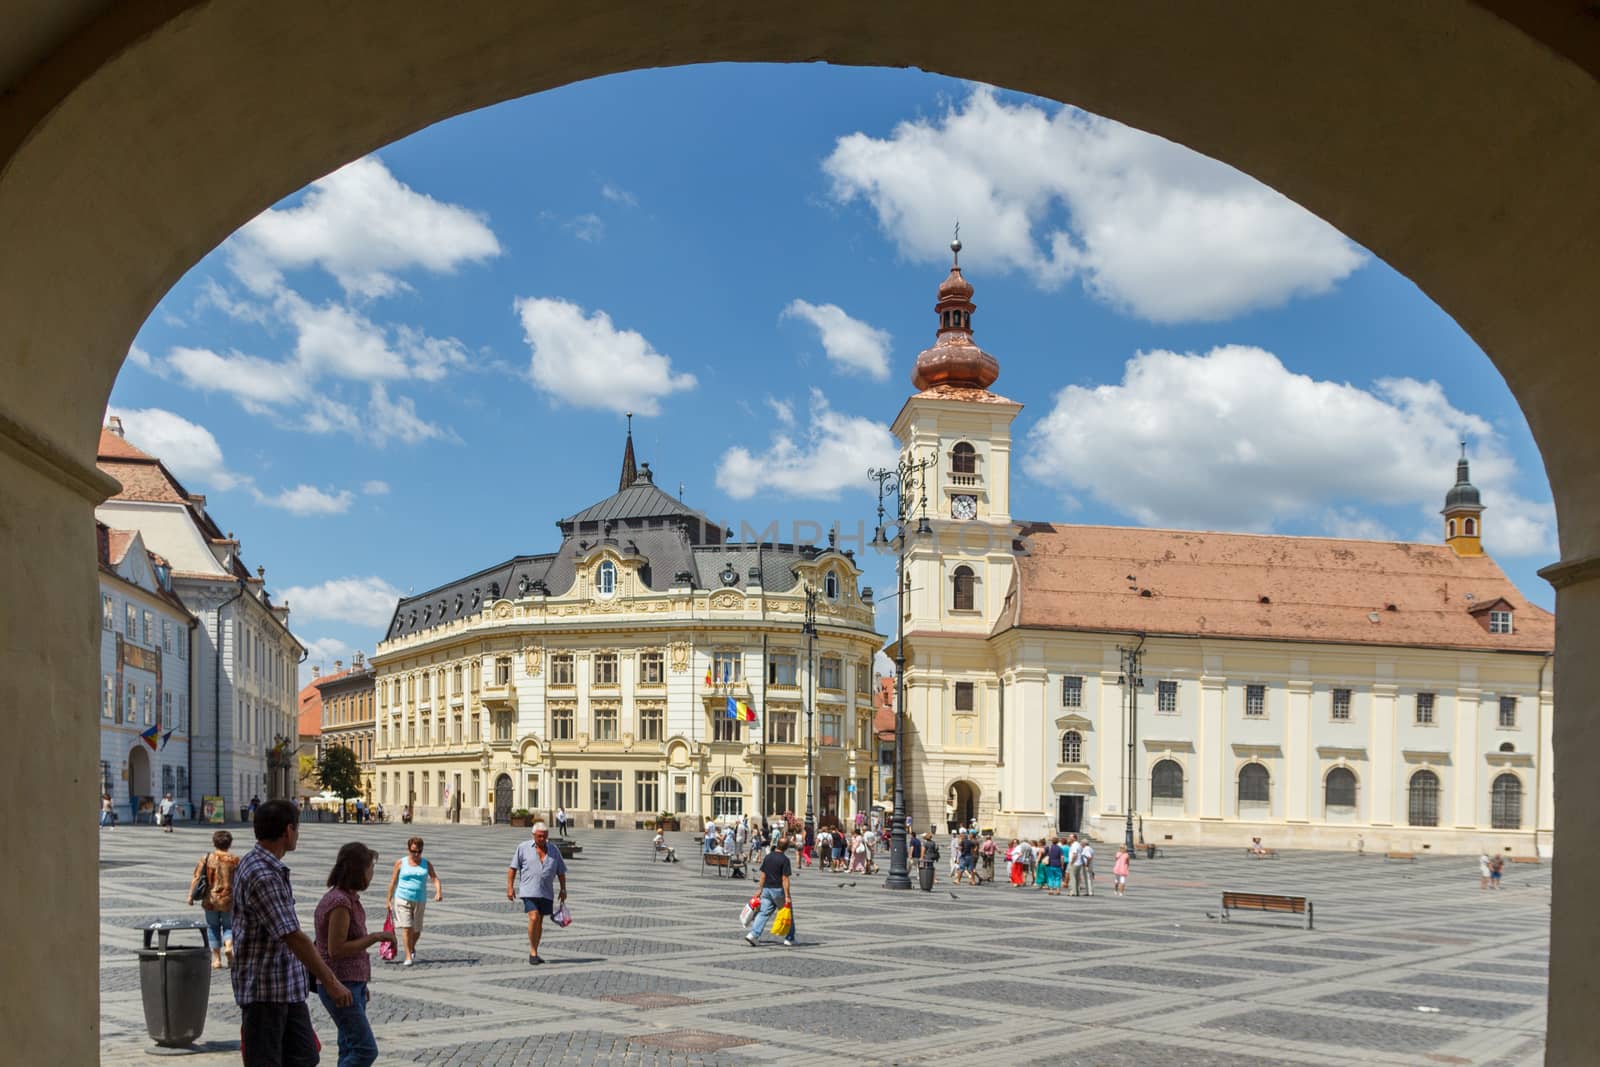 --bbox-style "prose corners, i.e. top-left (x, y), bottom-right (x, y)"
top-left (766, 397), bottom-right (796, 427)
top-left (716, 390), bottom-right (897, 500)
top-left (279, 576), bottom-right (404, 627)
top-left (124, 345), bottom-right (152, 371)
top-left (368, 384), bottom-right (455, 446)
top-left (1023, 345), bottom-right (1555, 557)
top-left (781, 300), bottom-right (892, 380)
top-left (566, 213), bottom-right (605, 242)
top-left (166, 346), bottom-right (309, 411)
top-left (300, 637), bottom-right (353, 683)
top-left (228, 155), bottom-right (501, 298)
top-left (824, 87), bottom-right (1364, 323)
top-left (515, 297), bottom-right (697, 415)
top-left (105, 406), bottom-right (244, 490)
top-left (252, 484), bottom-right (354, 516)
top-left (362, 480), bottom-right (390, 496)
top-left (600, 183), bottom-right (638, 208)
